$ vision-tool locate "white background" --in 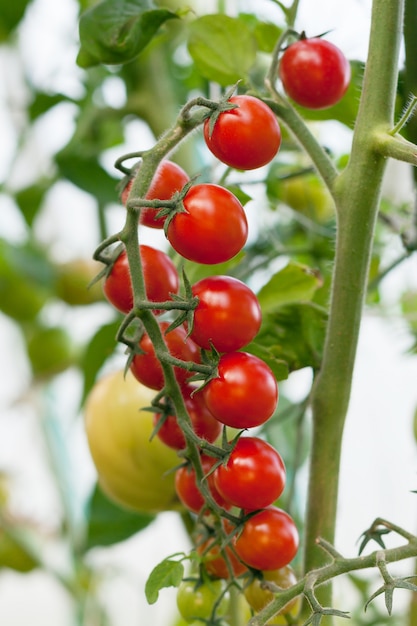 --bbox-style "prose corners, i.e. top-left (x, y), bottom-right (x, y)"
top-left (1, 0), bottom-right (417, 624)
